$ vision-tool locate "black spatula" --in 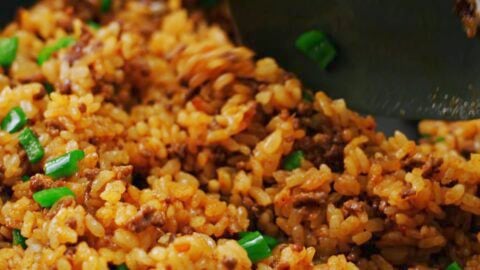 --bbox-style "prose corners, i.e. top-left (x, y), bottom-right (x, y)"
top-left (229, 0), bottom-right (480, 120)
